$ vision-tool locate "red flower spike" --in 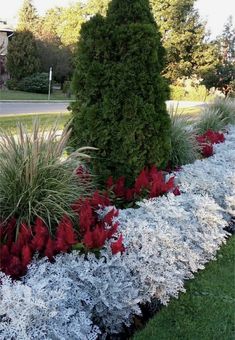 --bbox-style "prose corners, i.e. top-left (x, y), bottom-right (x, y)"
top-left (106, 176), bottom-right (114, 189)
top-left (125, 188), bottom-right (135, 201)
top-left (21, 245), bottom-right (32, 267)
top-left (78, 199), bottom-right (95, 232)
top-left (91, 191), bottom-right (110, 207)
top-left (0, 245), bottom-right (10, 269)
top-left (114, 176), bottom-right (126, 197)
top-left (31, 219), bottom-right (49, 252)
top-left (134, 169), bottom-right (149, 194)
top-left (111, 235), bottom-right (125, 255)
top-left (103, 208), bottom-right (118, 226)
top-left (107, 222), bottom-right (119, 239)
top-left (44, 238), bottom-right (55, 260)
